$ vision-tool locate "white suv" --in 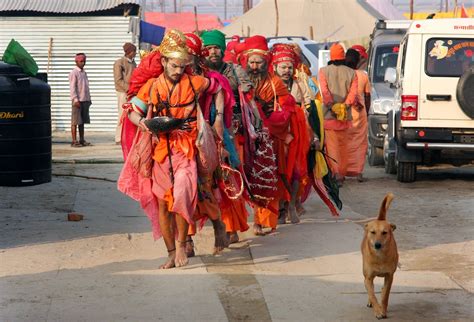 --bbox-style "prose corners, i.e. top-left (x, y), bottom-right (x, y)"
top-left (384, 18), bottom-right (474, 182)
